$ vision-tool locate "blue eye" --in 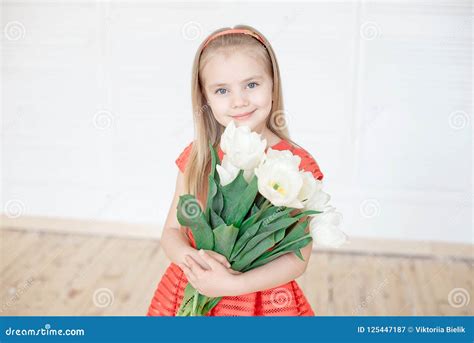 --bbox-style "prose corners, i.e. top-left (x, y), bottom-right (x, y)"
top-left (215, 88), bottom-right (227, 95)
top-left (247, 82), bottom-right (259, 89)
